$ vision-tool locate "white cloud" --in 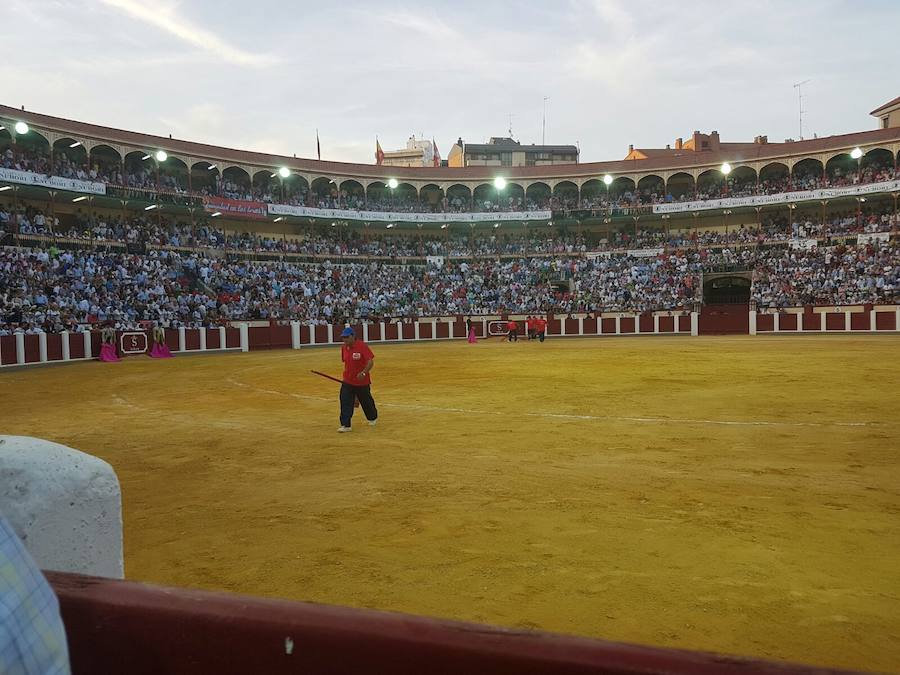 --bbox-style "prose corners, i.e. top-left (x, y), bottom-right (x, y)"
top-left (98, 0), bottom-right (278, 66)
